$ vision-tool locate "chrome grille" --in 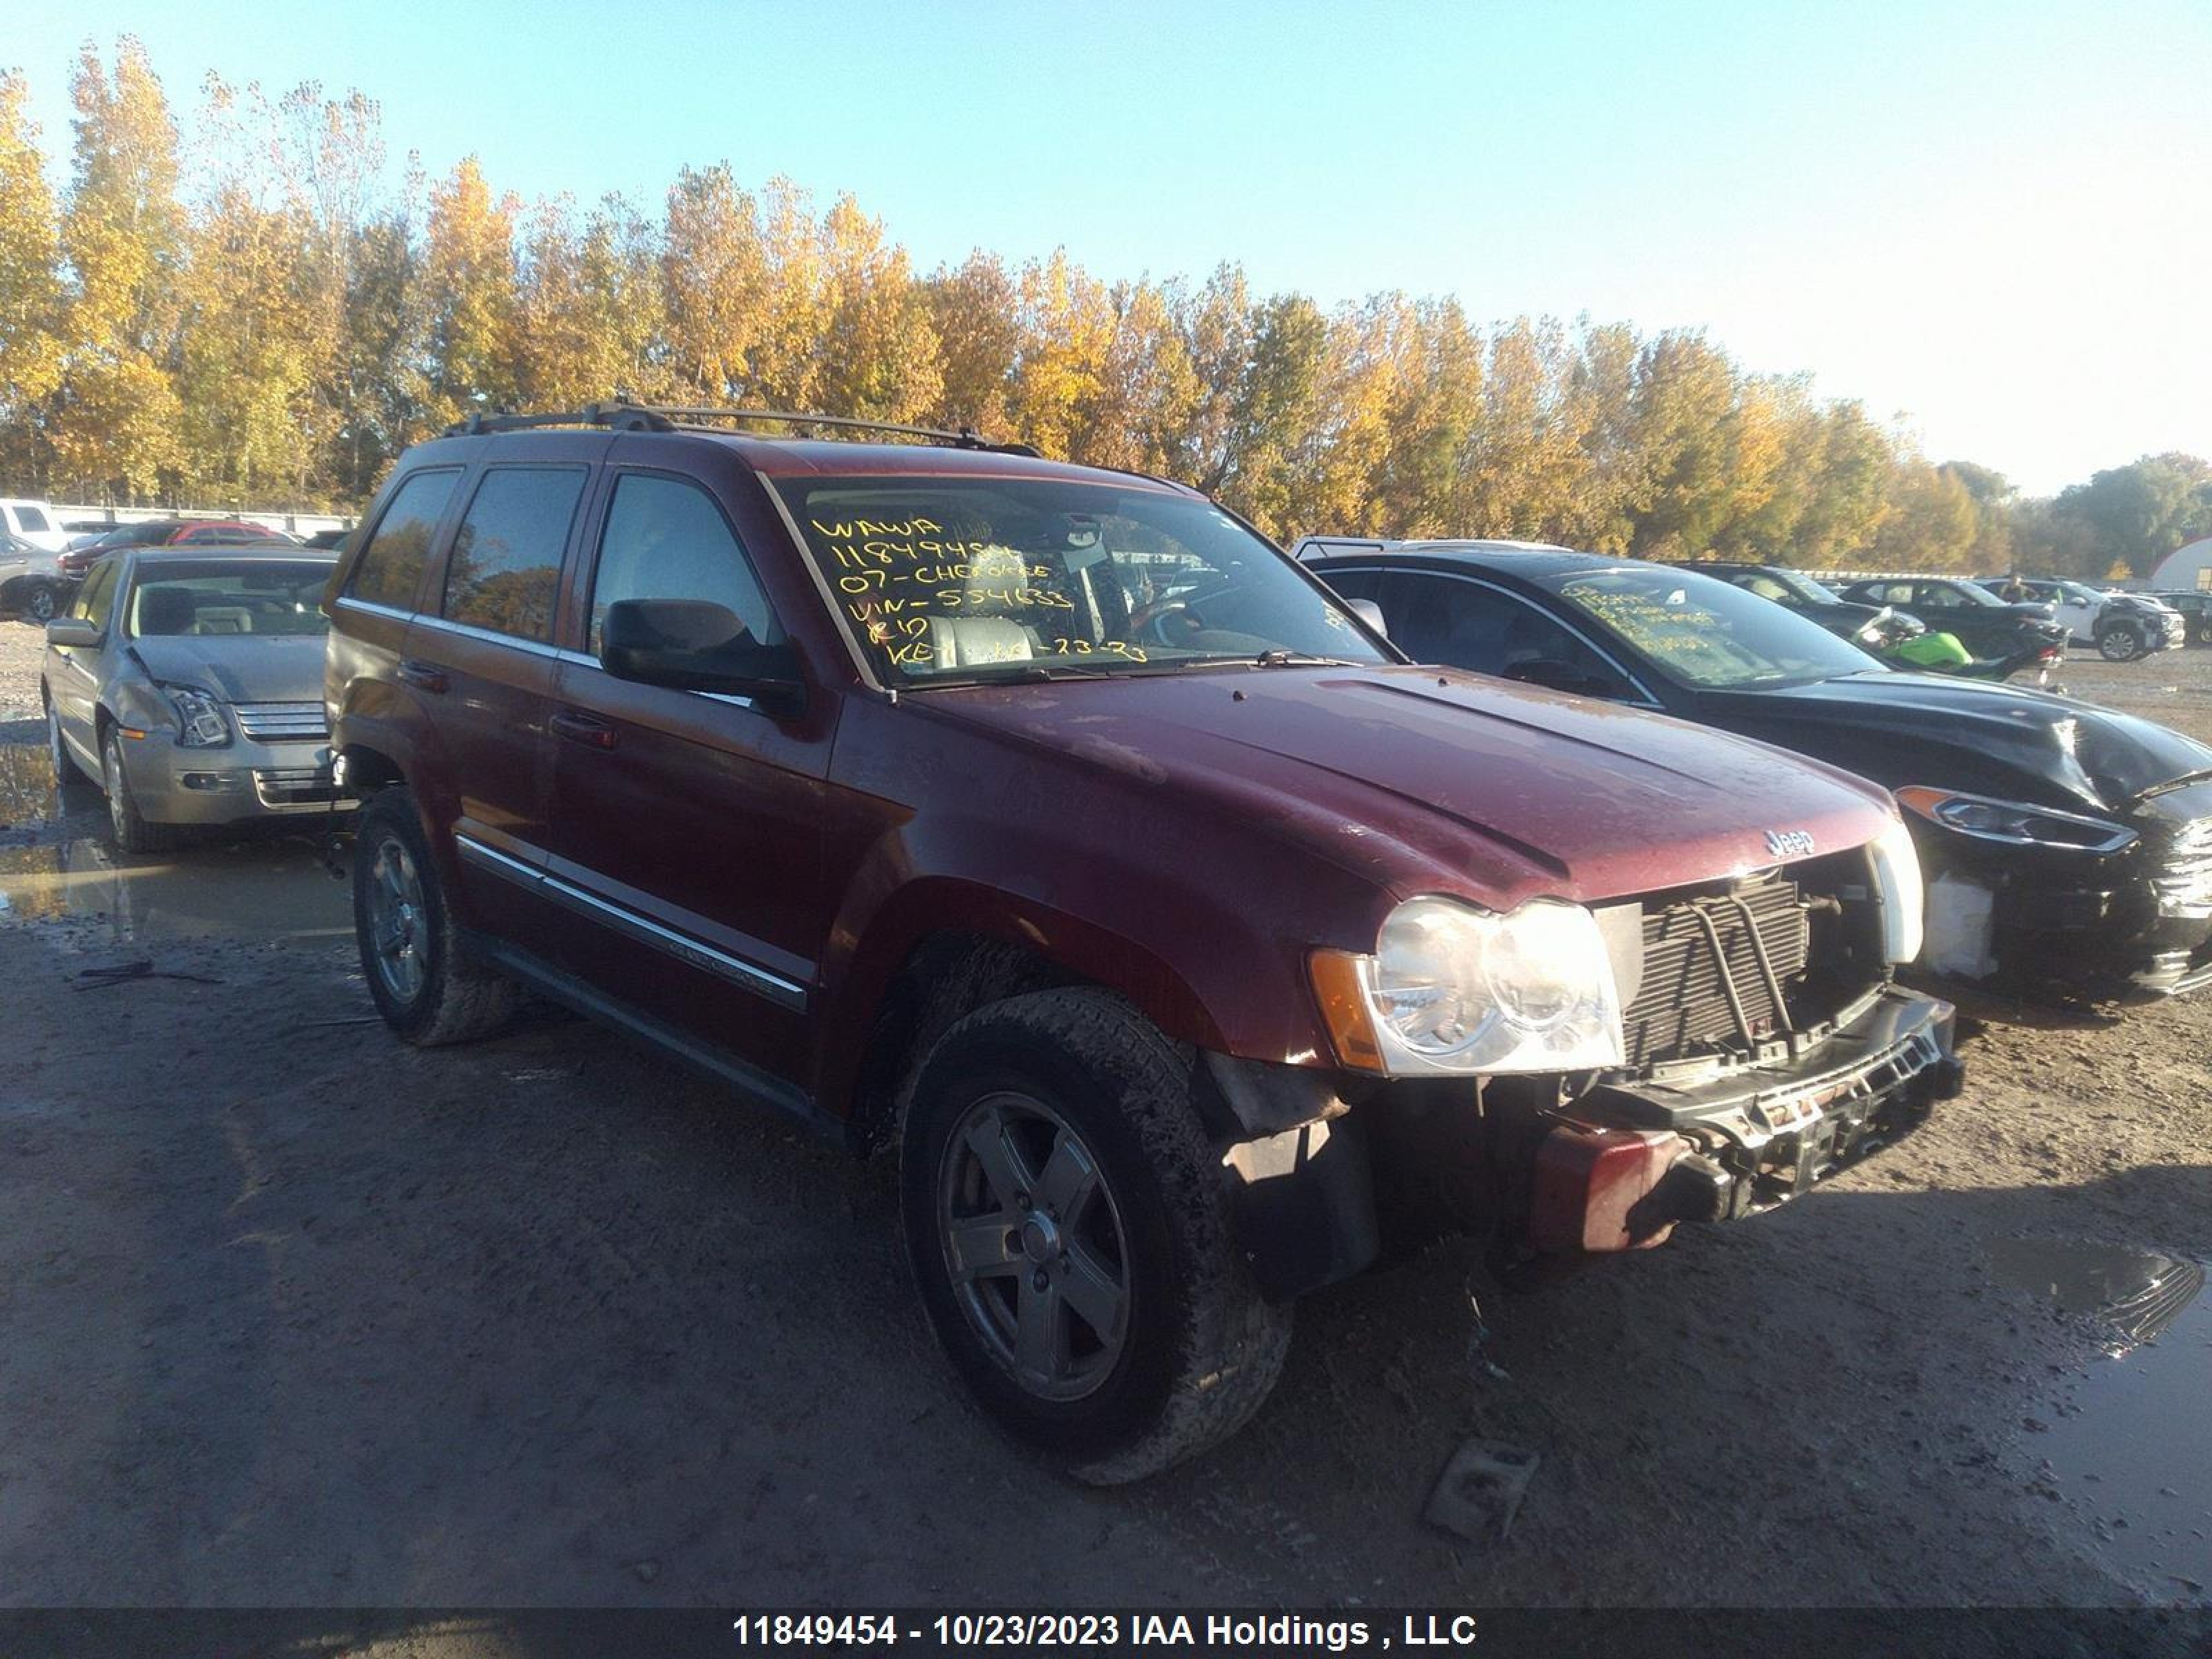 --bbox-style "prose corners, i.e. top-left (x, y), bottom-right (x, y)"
top-left (2155, 817), bottom-right (2212, 919)
top-left (252, 766), bottom-right (341, 809)
top-left (232, 701), bottom-right (327, 742)
top-left (1622, 873), bottom-right (1813, 1067)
